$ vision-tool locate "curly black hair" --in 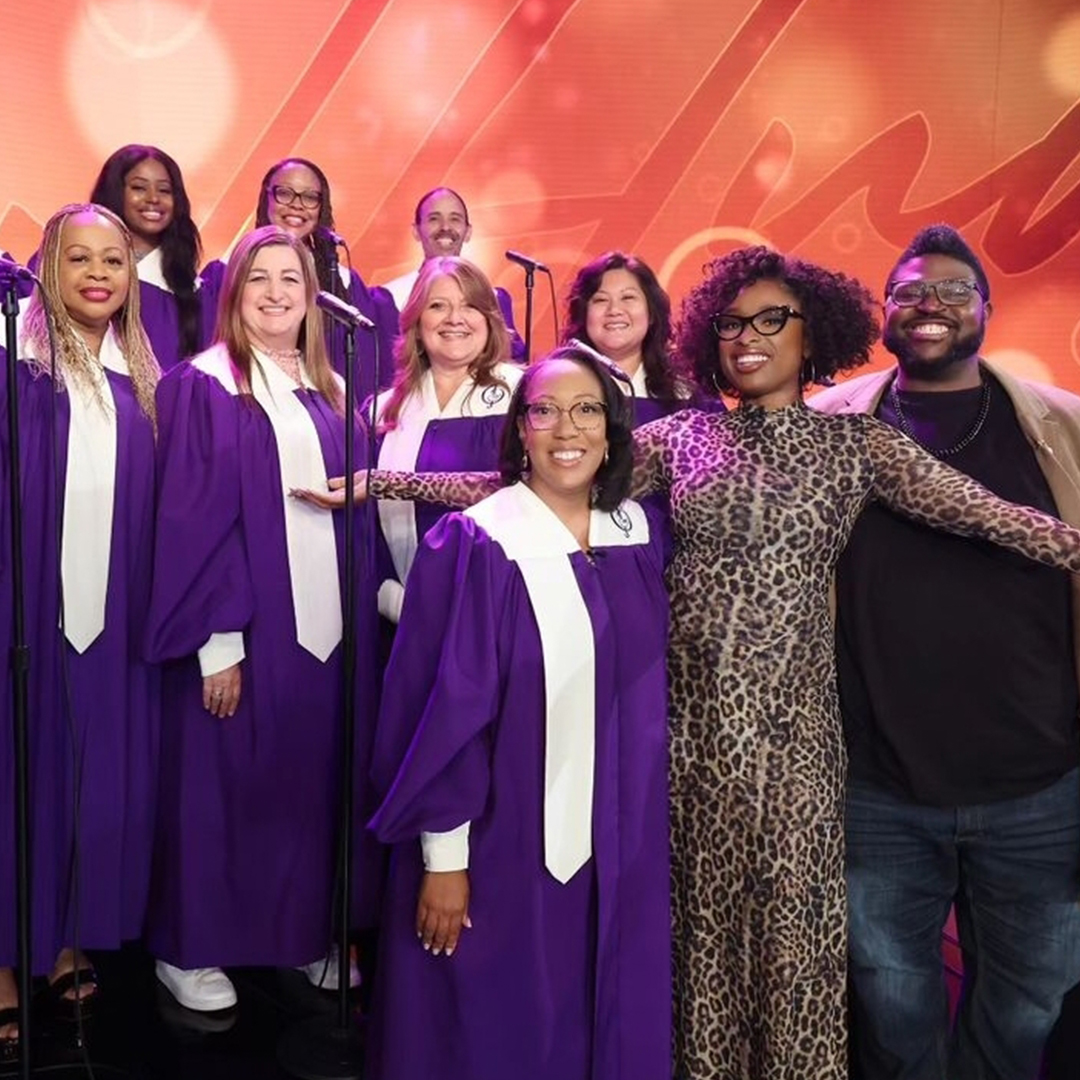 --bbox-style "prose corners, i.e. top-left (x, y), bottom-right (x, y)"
top-left (499, 344), bottom-right (635, 512)
top-left (888, 223), bottom-right (991, 301)
top-left (562, 251), bottom-right (681, 404)
top-left (675, 246), bottom-right (879, 399)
